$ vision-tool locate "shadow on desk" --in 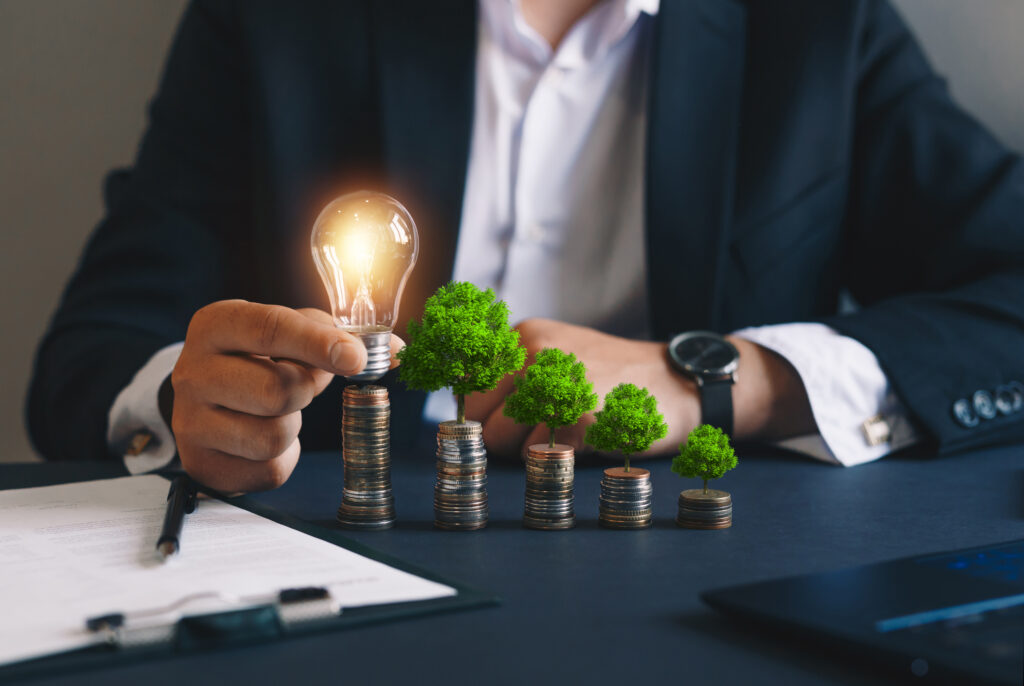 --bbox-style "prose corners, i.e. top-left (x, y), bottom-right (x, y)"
top-left (673, 609), bottom-right (906, 685)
